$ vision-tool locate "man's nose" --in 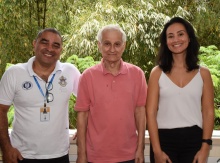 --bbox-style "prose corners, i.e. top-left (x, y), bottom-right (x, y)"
top-left (109, 44), bottom-right (116, 52)
top-left (46, 44), bottom-right (53, 51)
